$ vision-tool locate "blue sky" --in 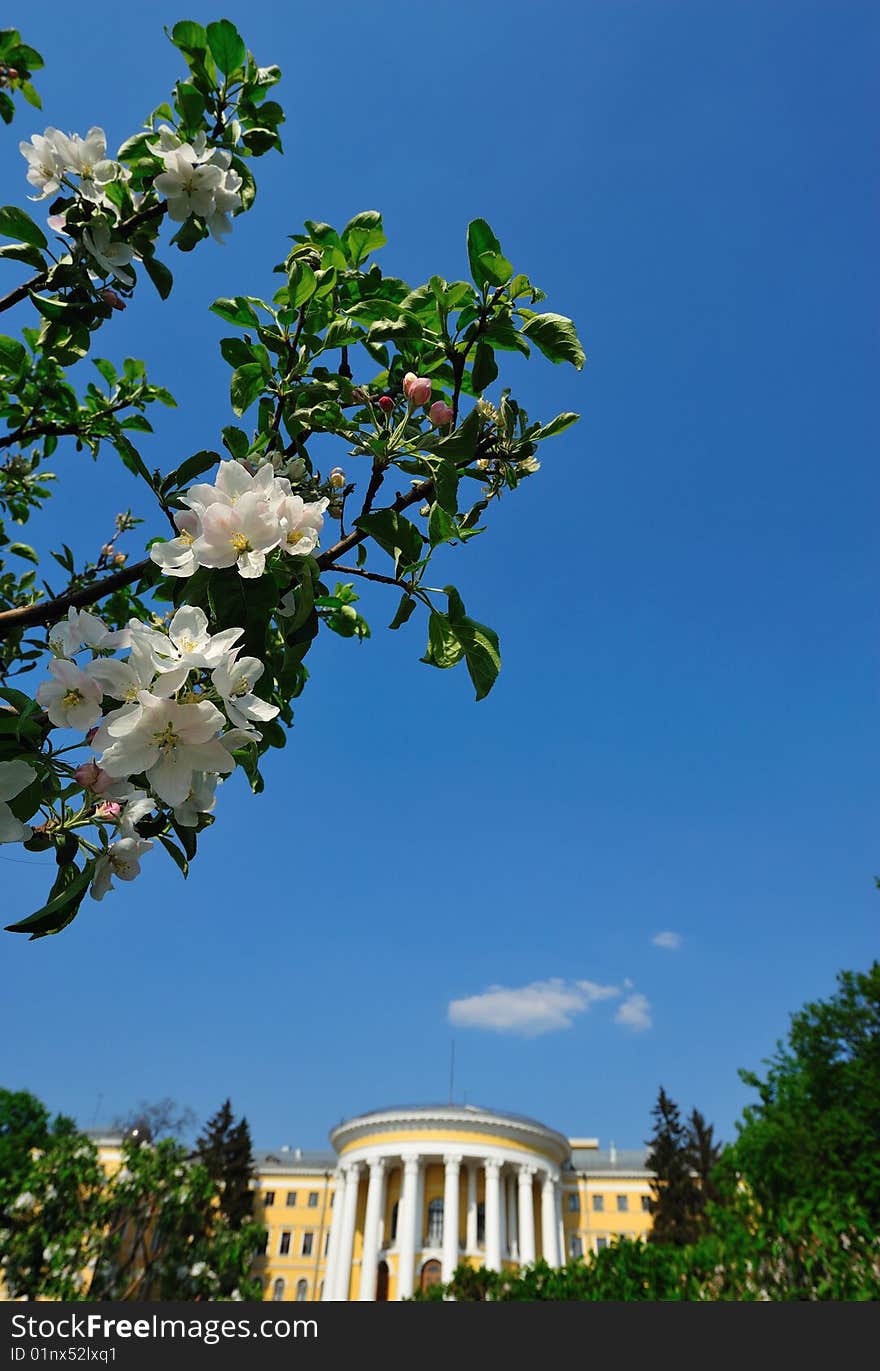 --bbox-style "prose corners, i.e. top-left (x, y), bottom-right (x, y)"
top-left (1, 0), bottom-right (876, 1154)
